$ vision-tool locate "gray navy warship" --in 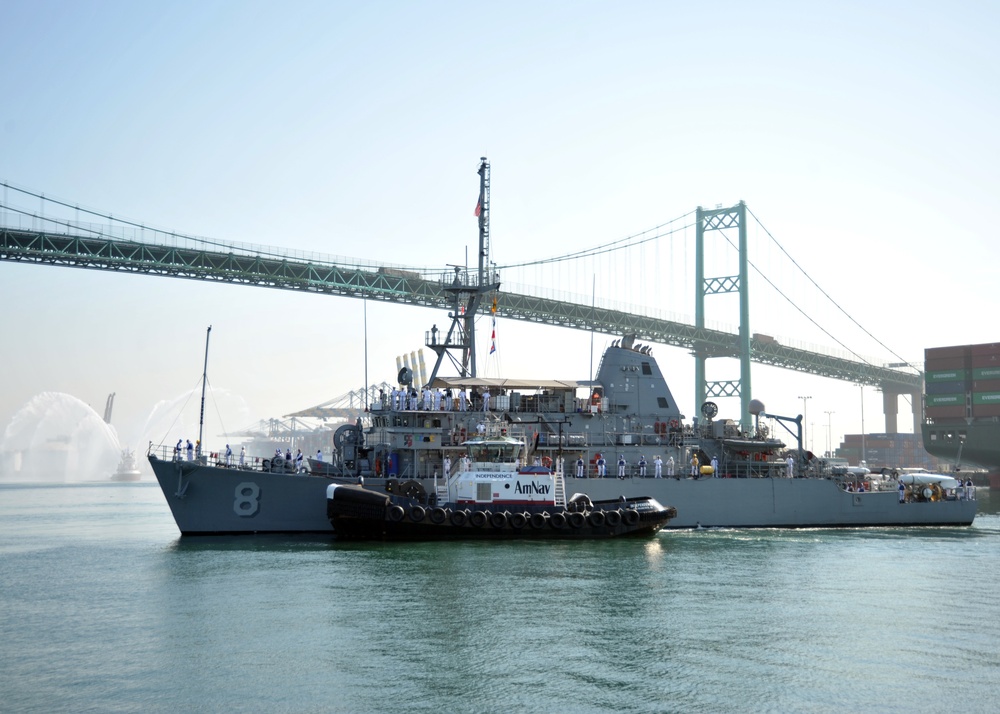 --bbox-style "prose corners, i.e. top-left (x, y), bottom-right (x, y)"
top-left (148, 331), bottom-right (976, 534)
